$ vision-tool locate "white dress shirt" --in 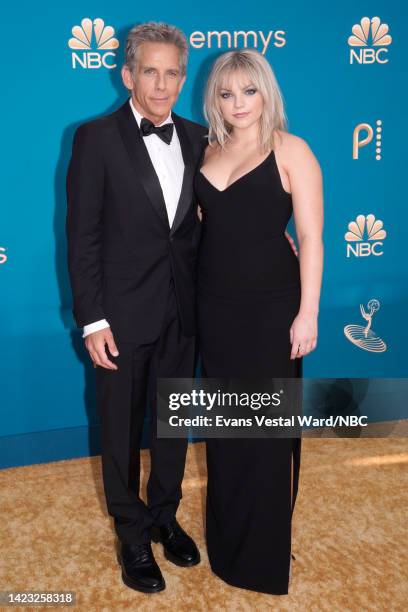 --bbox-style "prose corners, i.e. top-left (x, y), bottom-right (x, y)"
top-left (82, 98), bottom-right (185, 338)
